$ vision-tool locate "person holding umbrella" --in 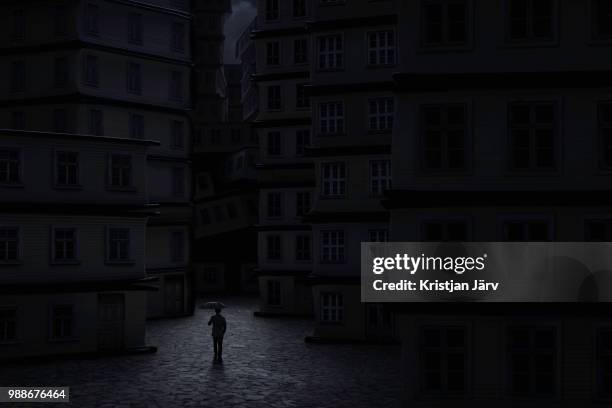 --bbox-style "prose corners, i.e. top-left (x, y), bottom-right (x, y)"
top-left (206, 302), bottom-right (227, 362)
